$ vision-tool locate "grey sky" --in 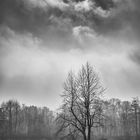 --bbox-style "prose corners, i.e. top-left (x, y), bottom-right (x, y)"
top-left (0, 0), bottom-right (140, 110)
